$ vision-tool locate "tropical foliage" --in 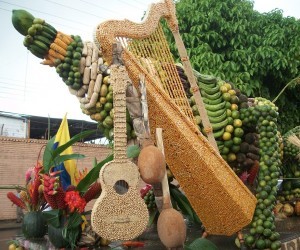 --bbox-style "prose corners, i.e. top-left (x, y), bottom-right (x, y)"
top-left (163, 0), bottom-right (300, 132)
